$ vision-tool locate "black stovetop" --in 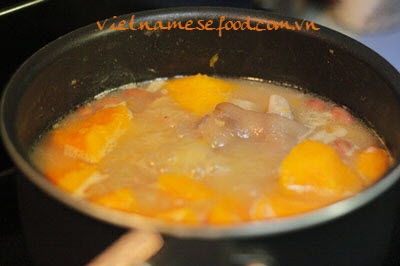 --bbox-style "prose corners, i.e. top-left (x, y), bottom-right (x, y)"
top-left (0, 168), bottom-right (32, 265)
top-left (1, 1), bottom-right (399, 265)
